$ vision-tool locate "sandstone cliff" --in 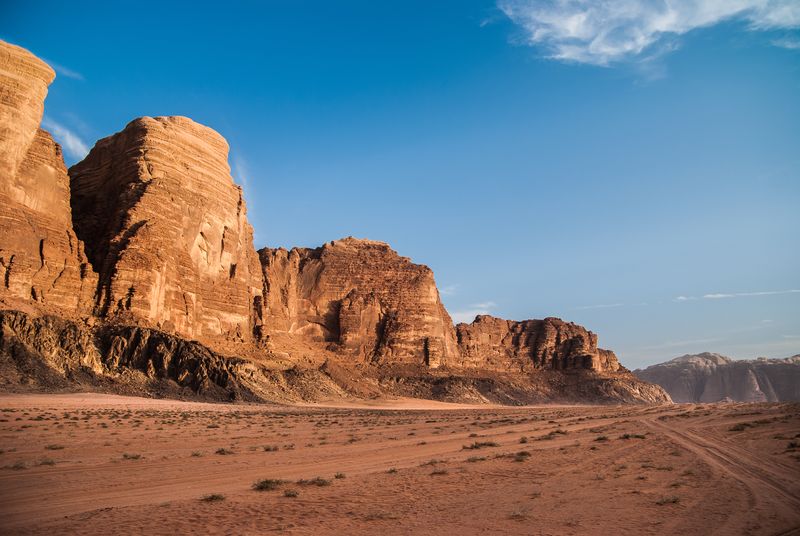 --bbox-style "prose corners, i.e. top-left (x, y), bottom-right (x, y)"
top-left (0, 41), bottom-right (97, 314)
top-left (69, 116), bottom-right (263, 348)
top-left (634, 352), bottom-right (800, 402)
top-left (0, 40), bottom-right (672, 405)
top-left (259, 238), bottom-right (459, 367)
top-left (455, 315), bottom-right (621, 372)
